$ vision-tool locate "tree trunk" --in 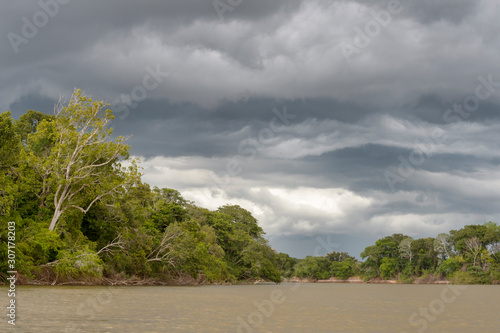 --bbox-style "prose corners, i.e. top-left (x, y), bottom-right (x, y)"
top-left (49, 209), bottom-right (63, 231)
